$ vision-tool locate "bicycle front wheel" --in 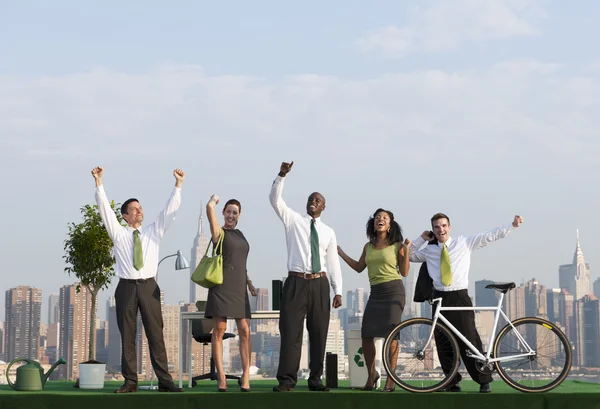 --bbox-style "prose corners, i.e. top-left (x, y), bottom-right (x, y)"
top-left (493, 317), bottom-right (572, 392)
top-left (382, 317), bottom-right (460, 393)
